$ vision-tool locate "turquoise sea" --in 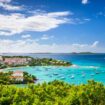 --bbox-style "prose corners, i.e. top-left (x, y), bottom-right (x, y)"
top-left (3, 53), bottom-right (105, 85)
